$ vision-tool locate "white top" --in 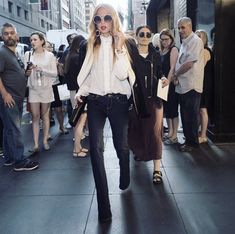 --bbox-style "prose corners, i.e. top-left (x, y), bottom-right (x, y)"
top-left (140, 53), bottom-right (148, 58)
top-left (175, 32), bottom-right (204, 94)
top-left (24, 50), bottom-right (57, 90)
top-left (76, 35), bottom-right (131, 98)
